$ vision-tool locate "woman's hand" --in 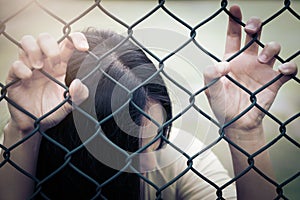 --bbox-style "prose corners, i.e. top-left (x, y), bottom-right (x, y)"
top-left (1, 32), bottom-right (90, 200)
top-left (203, 6), bottom-right (298, 199)
top-left (5, 33), bottom-right (89, 134)
top-left (204, 5), bottom-right (297, 132)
